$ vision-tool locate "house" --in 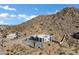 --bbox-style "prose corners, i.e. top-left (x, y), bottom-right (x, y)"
top-left (25, 35), bottom-right (54, 48)
top-left (6, 33), bottom-right (17, 39)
